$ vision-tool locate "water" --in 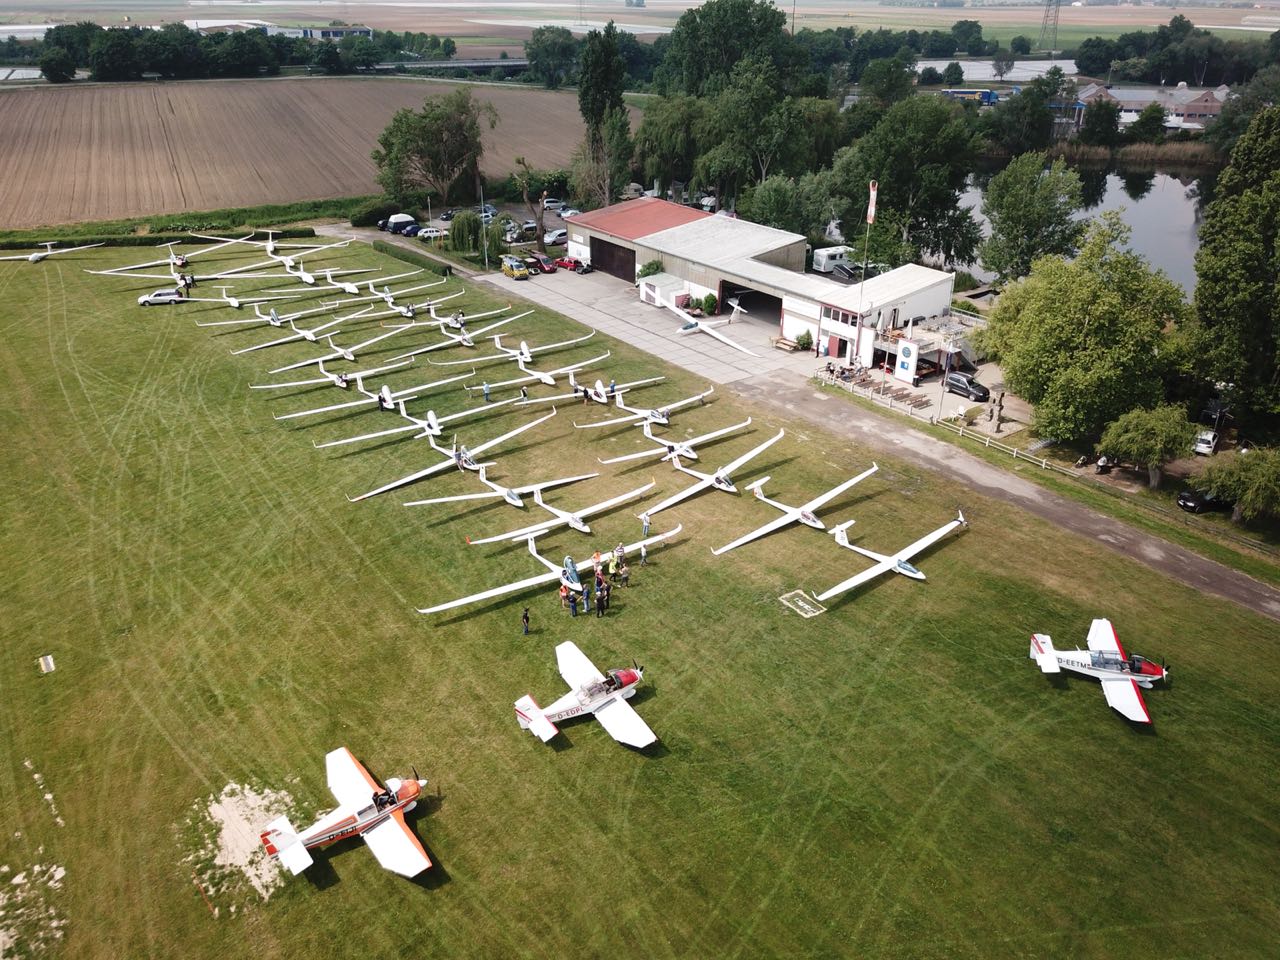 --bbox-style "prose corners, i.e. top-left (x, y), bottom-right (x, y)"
top-left (960, 167), bottom-right (1207, 295)
top-left (916, 58), bottom-right (1078, 83)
